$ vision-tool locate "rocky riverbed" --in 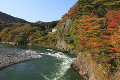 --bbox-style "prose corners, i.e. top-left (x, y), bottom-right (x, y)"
top-left (0, 53), bottom-right (31, 70)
